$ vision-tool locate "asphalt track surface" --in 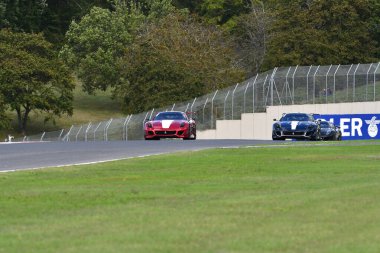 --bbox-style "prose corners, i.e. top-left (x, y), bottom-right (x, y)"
top-left (0, 140), bottom-right (274, 172)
